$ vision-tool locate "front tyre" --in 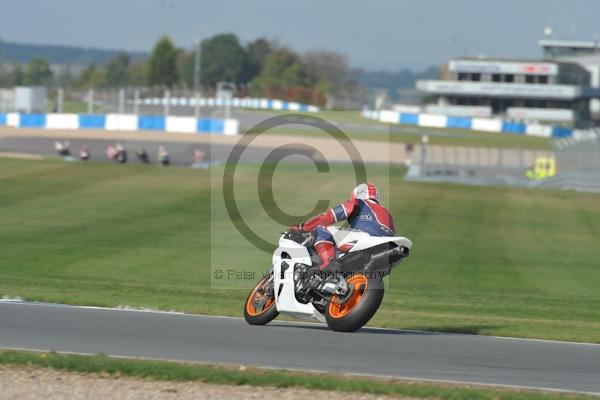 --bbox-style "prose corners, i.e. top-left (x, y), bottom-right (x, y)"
top-left (244, 272), bottom-right (279, 325)
top-left (325, 273), bottom-right (384, 332)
